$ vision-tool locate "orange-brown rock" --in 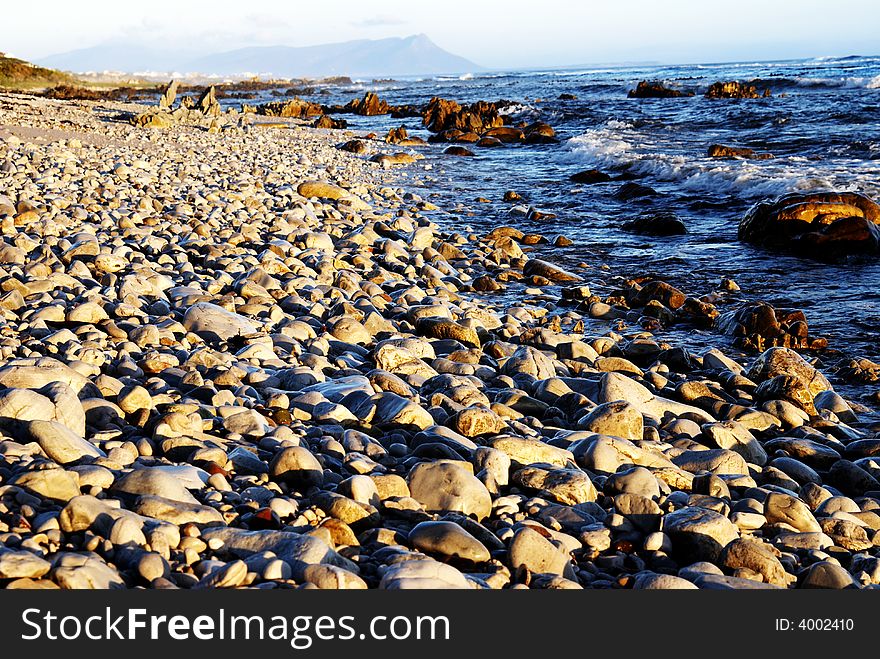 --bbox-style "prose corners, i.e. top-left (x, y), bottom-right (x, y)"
top-left (705, 81), bottom-right (768, 99)
top-left (422, 97), bottom-right (504, 135)
top-left (708, 144), bottom-right (773, 159)
top-left (482, 126), bottom-right (524, 143)
top-left (739, 192), bottom-right (880, 258)
top-left (313, 115), bottom-right (348, 129)
top-left (346, 92), bottom-right (390, 116)
top-left (258, 98), bottom-right (323, 118)
top-left (717, 302), bottom-right (823, 351)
